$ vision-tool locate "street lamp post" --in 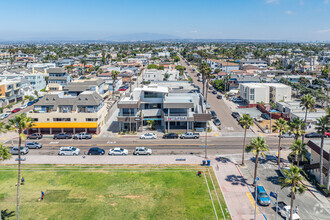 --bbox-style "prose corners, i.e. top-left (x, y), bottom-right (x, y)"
top-left (254, 177), bottom-right (259, 220)
top-left (205, 122), bottom-right (208, 159)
